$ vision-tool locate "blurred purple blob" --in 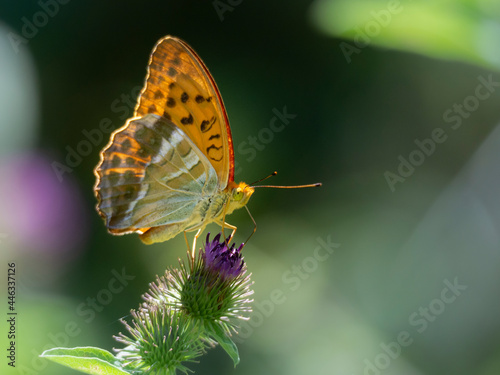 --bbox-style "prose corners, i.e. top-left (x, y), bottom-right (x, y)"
top-left (0, 153), bottom-right (88, 255)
